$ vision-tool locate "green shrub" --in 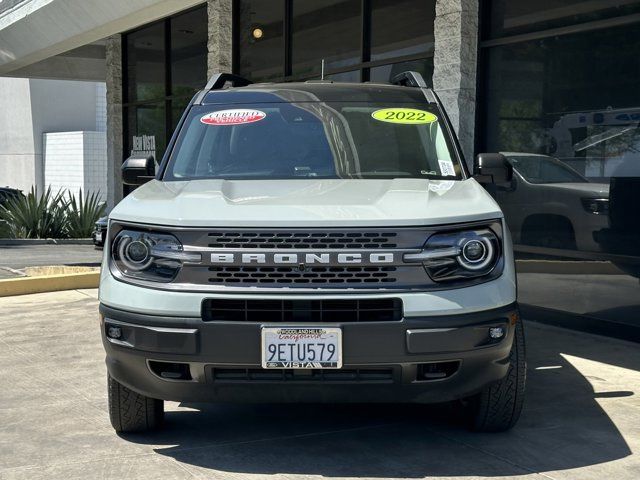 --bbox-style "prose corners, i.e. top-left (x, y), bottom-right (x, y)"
top-left (0, 220), bottom-right (10, 238)
top-left (0, 187), bottom-right (105, 239)
top-left (66, 189), bottom-right (106, 238)
top-left (0, 186), bottom-right (68, 238)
